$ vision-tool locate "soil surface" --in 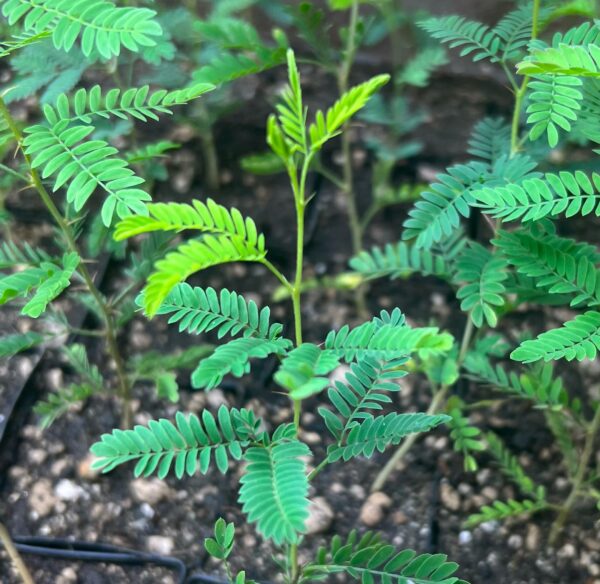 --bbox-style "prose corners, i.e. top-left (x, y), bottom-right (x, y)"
top-left (2, 2), bottom-right (600, 583)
